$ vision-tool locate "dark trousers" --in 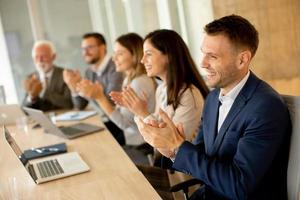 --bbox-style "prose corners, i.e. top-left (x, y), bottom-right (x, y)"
top-left (104, 121), bottom-right (125, 146)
